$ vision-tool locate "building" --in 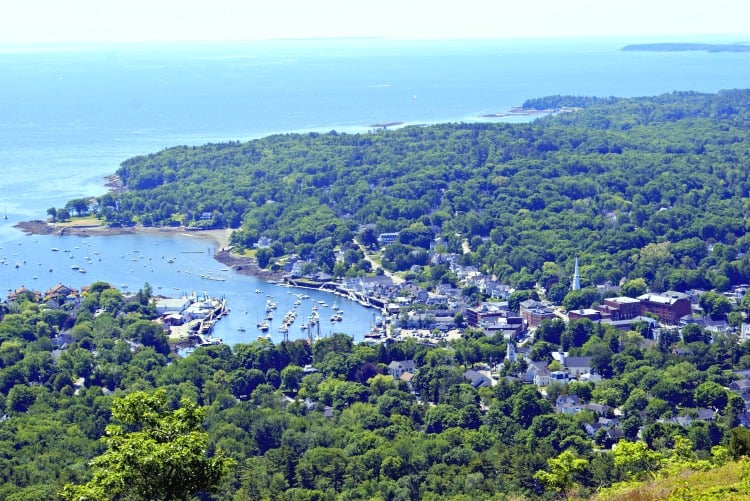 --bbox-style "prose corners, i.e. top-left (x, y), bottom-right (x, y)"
top-left (568, 308), bottom-right (602, 321)
top-left (377, 232), bottom-right (399, 246)
top-left (388, 360), bottom-right (416, 380)
top-left (638, 291), bottom-right (692, 325)
top-left (464, 302), bottom-right (511, 328)
top-left (155, 297), bottom-right (192, 316)
top-left (563, 356), bottom-right (593, 377)
top-left (519, 299), bottom-right (556, 329)
top-left (571, 257), bottom-right (581, 290)
top-left (600, 296), bottom-right (642, 320)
